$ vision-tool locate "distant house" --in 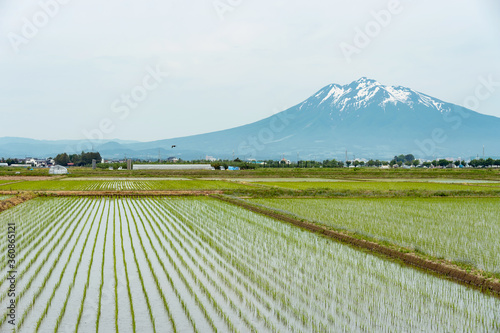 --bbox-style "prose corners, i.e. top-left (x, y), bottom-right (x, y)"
top-left (49, 165), bottom-right (68, 175)
top-left (67, 163), bottom-right (75, 166)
